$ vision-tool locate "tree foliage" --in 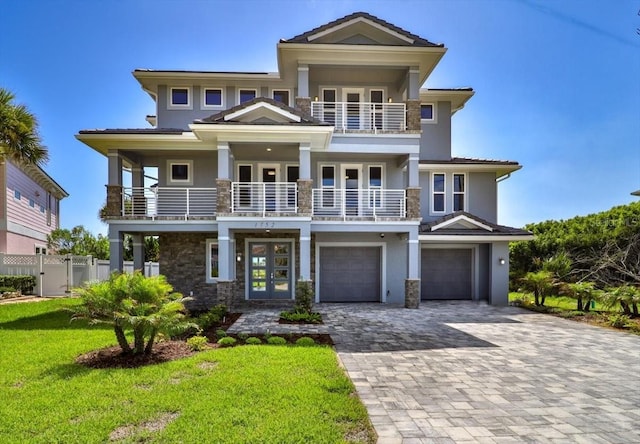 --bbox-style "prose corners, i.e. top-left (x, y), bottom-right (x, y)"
top-left (0, 88), bottom-right (48, 166)
top-left (47, 226), bottom-right (109, 259)
top-left (511, 202), bottom-right (640, 287)
top-left (71, 272), bottom-right (195, 355)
